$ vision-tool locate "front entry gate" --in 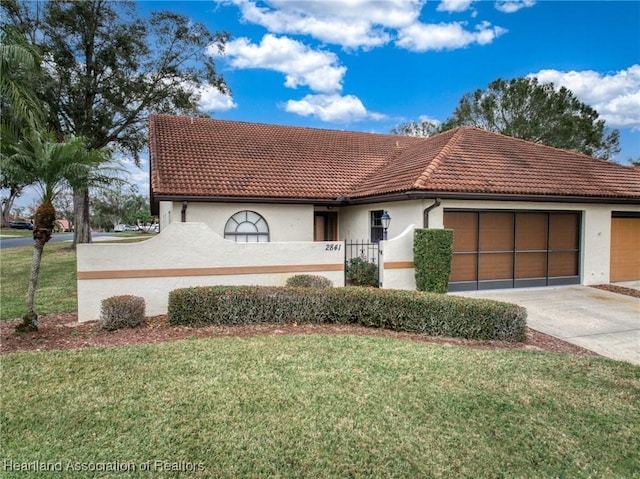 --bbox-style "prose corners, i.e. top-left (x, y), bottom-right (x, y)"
top-left (344, 240), bottom-right (381, 287)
